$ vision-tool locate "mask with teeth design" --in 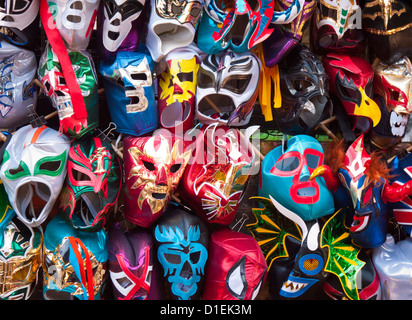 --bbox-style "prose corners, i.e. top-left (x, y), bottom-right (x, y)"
top-left (259, 134), bottom-right (334, 222)
top-left (38, 43), bottom-right (99, 139)
top-left (154, 207), bottom-right (209, 300)
top-left (100, 48), bottom-right (159, 137)
top-left (273, 44), bottom-right (332, 135)
top-left (369, 56), bottom-right (412, 149)
top-left (123, 131), bottom-right (192, 228)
